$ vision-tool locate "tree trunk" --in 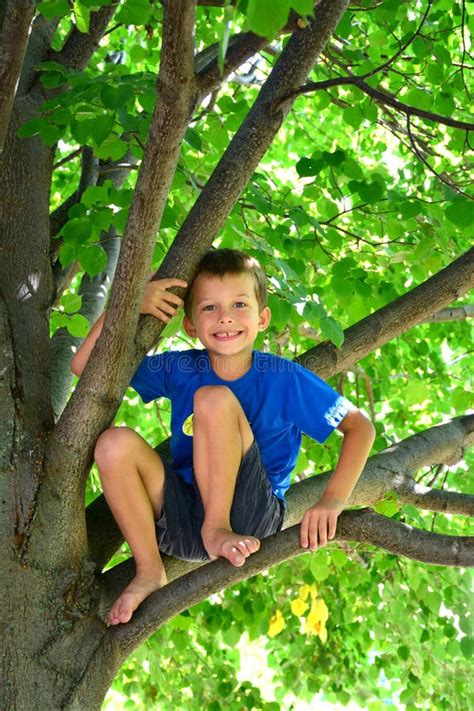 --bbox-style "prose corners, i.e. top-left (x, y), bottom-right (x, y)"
top-left (1, 2), bottom-right (472, 708)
